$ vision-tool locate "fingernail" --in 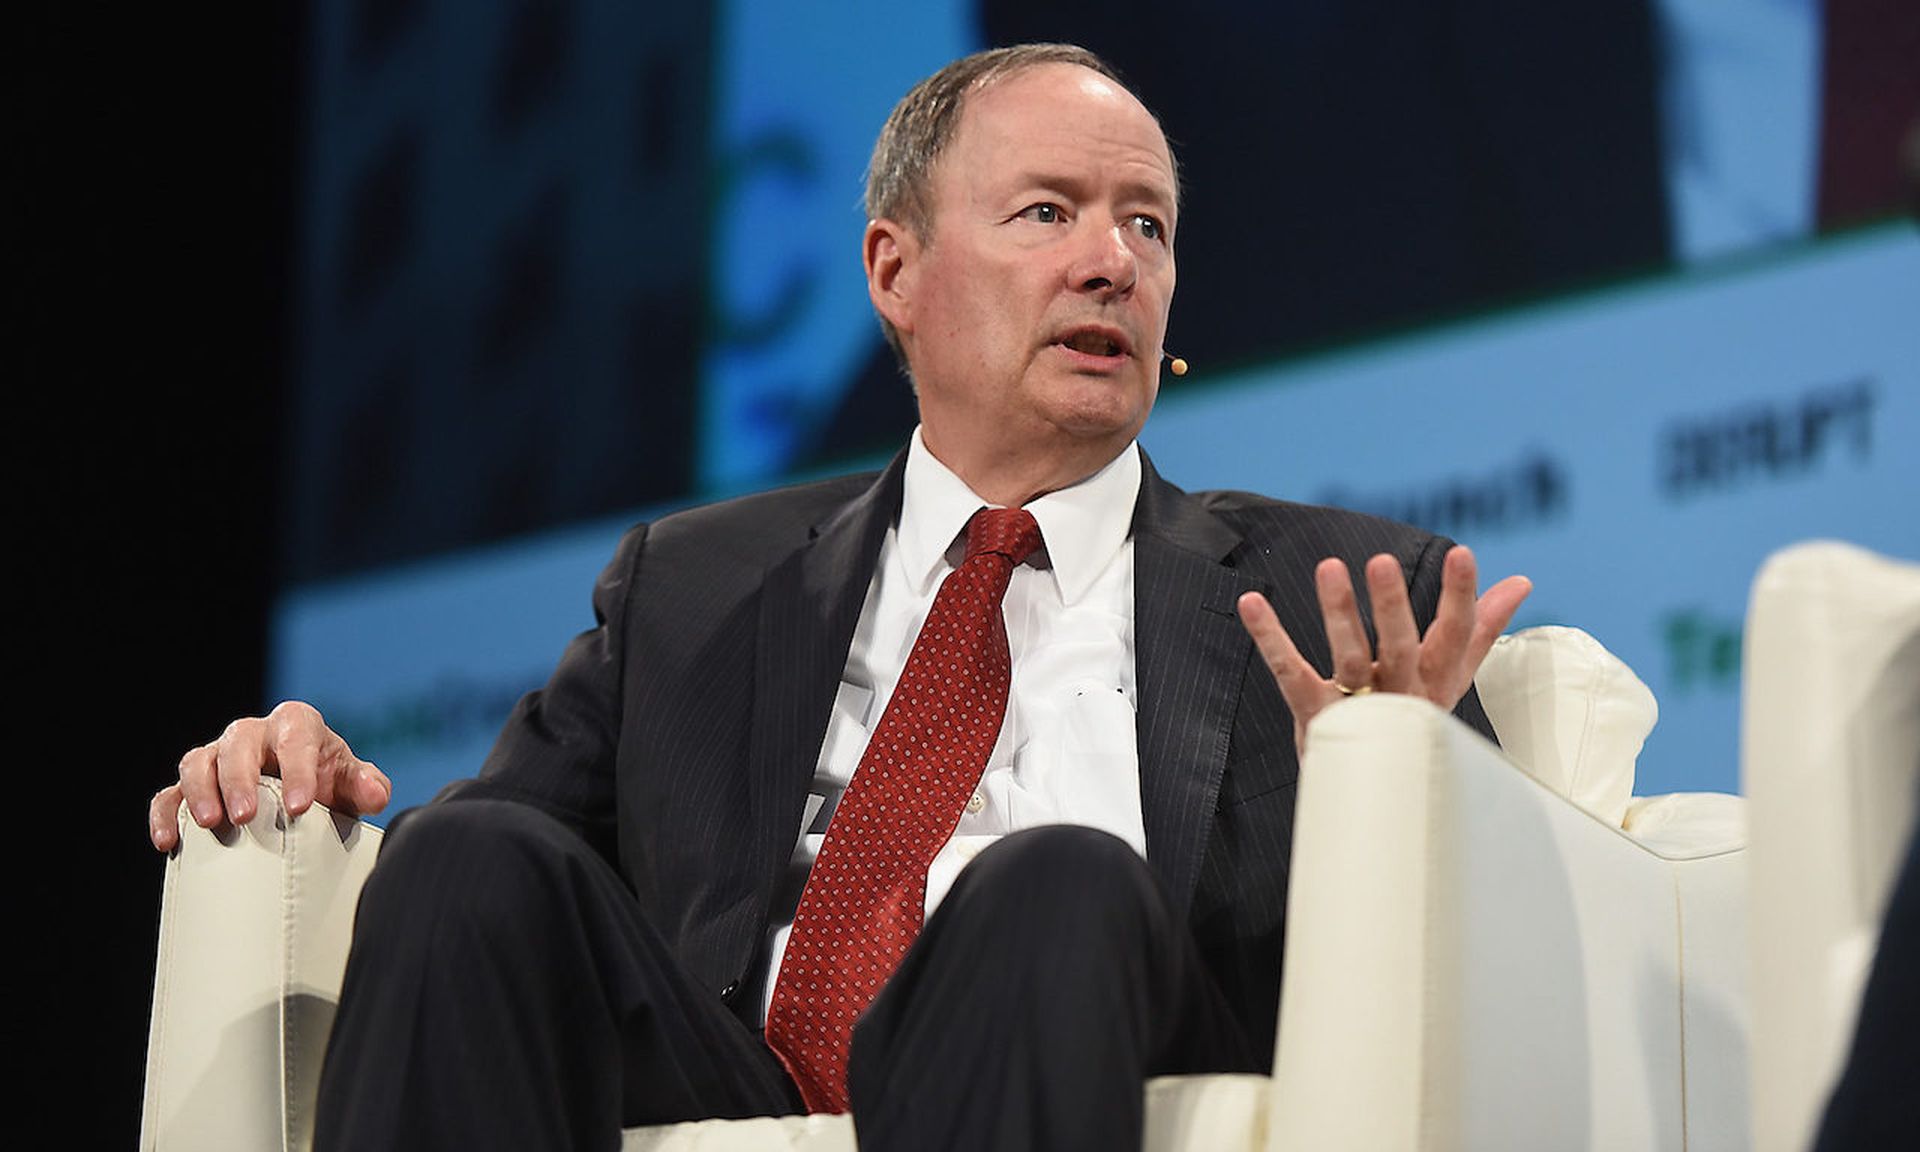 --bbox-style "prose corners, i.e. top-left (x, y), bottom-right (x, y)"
top-left (284, 783), bottom-right (311, 811)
